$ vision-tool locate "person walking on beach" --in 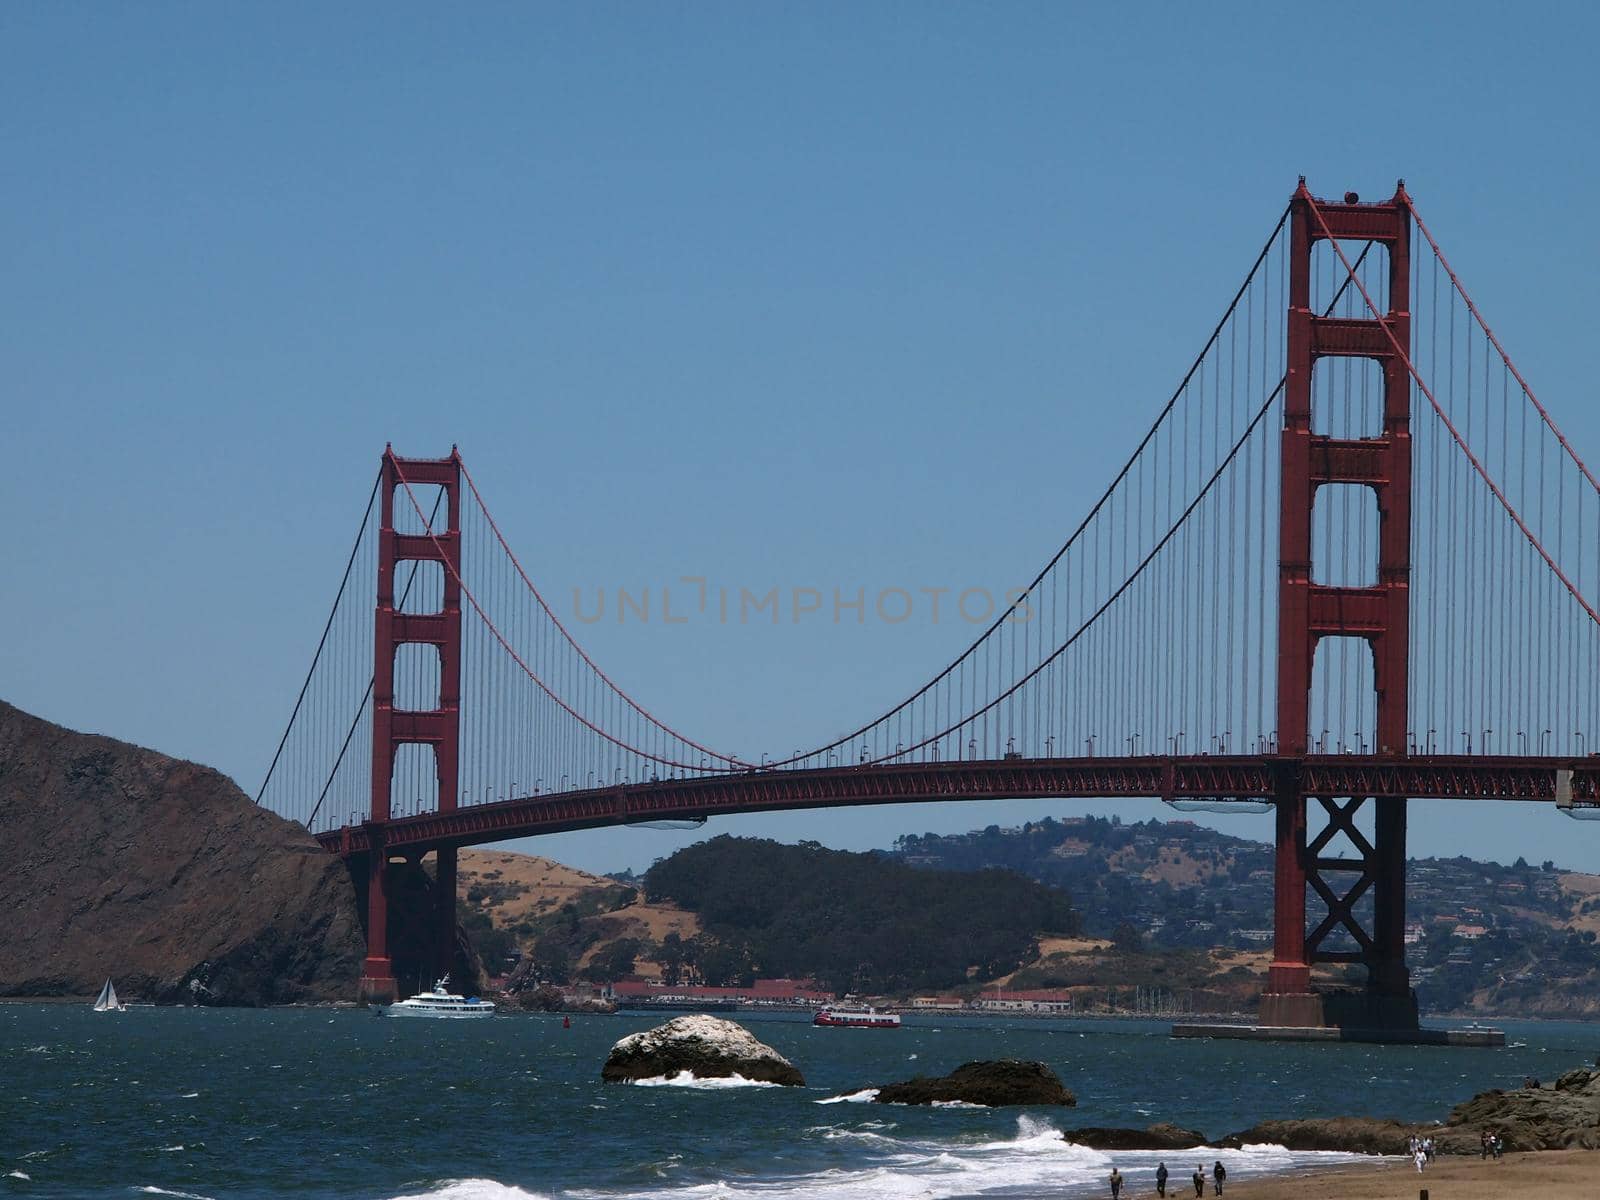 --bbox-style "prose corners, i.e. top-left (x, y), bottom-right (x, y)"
top-left (1414, 1145), bottom-right (1427, 1173)
top-left (1192, 1165), bottom-right (1205, 1197)
top-left (1423, 1135), bottom-right (1435, 1163)
top-left (1211, 1161), bottom-right (1225, 1195)
top-left (1156, 1162), bottom-right (1169, 1198)
top-left (1480, 1129), bottom-right (1491, 1159)
top-left (1109, 1167), bottom-right (1123, 1199)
